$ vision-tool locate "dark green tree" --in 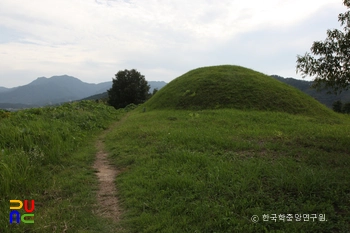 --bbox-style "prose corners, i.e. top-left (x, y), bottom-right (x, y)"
top-left (343, 102), bottom-right (350, 113)
top-left (107, 69), bottom-right (150, 109)
top-left (296, 0), bottom-right (350, 93)
top-left (152, 88), bottom-right (159, 96)
top-left (146, 88), bottom-right (159, 100)
top-left (332, 100), bottom-right (343, 113)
